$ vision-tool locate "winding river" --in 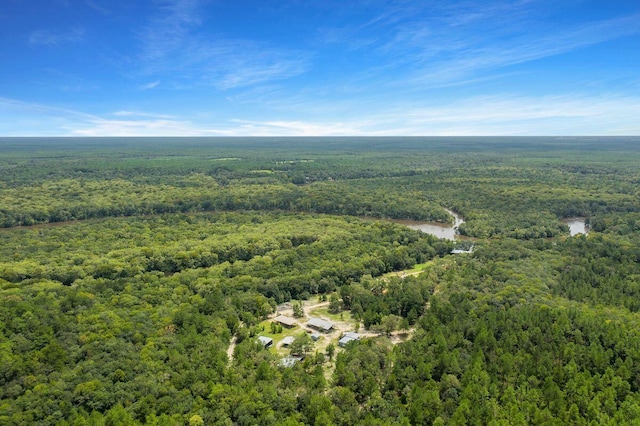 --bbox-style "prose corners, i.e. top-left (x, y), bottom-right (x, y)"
top-left (391, 209), bottom-right (464, 241)
top-left (395, 211), bottom-right (589, 240)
